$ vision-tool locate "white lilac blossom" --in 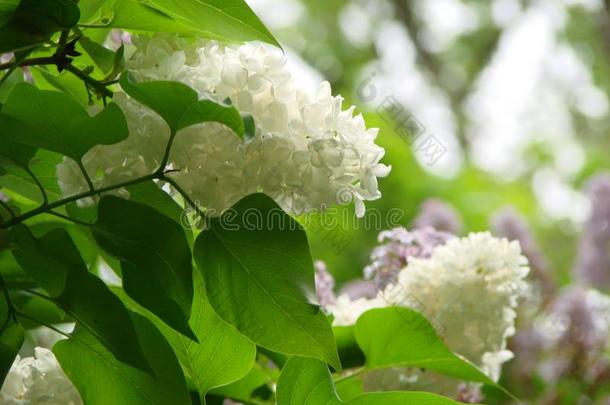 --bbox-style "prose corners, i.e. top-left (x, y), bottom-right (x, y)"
top-left (574, 173), bottom-right (610, 290)
top-left (56, 35), bottom-right (390, 217)
top-left (413, 198), bottom-right (463, 235)
top-left (381, 232), bottom-right (529, 381)
top-left (327, 294), bottom-right (385, 327)
top-left (0, 347), bottom-right (82, 405)
top-left (363, 226), bottom-right (453, 289)
top-left (330, 232), bottom-right (529, 384)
